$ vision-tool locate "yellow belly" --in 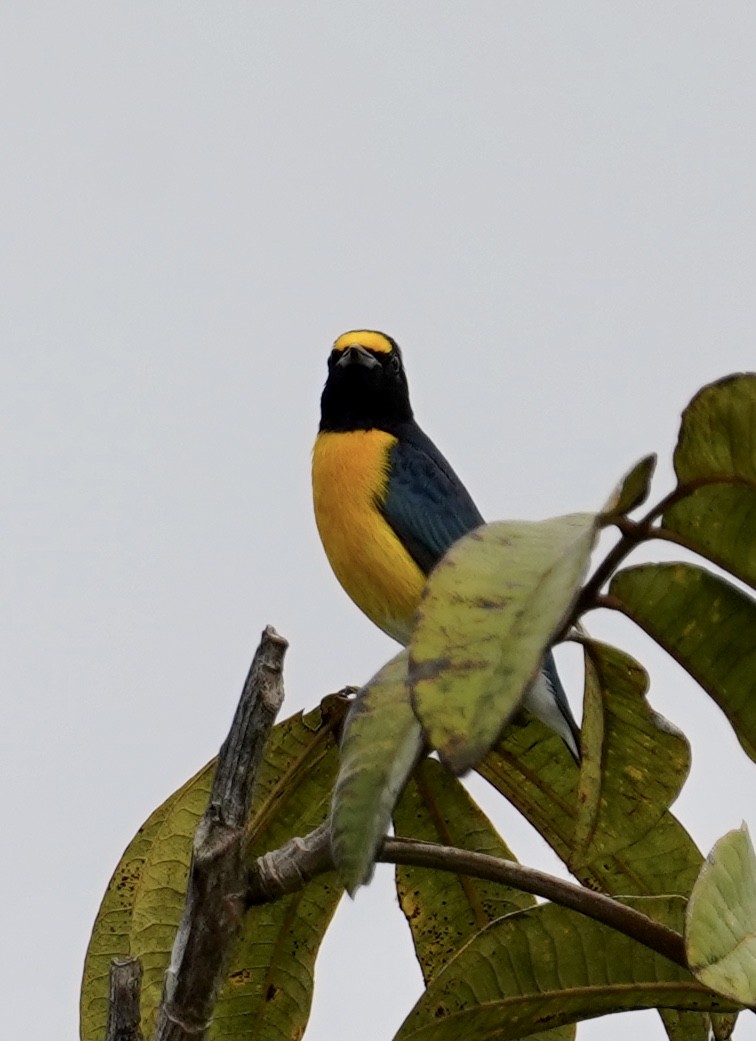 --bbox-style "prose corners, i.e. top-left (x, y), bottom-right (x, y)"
top-left (312, 430), bottom-right (425, 644)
